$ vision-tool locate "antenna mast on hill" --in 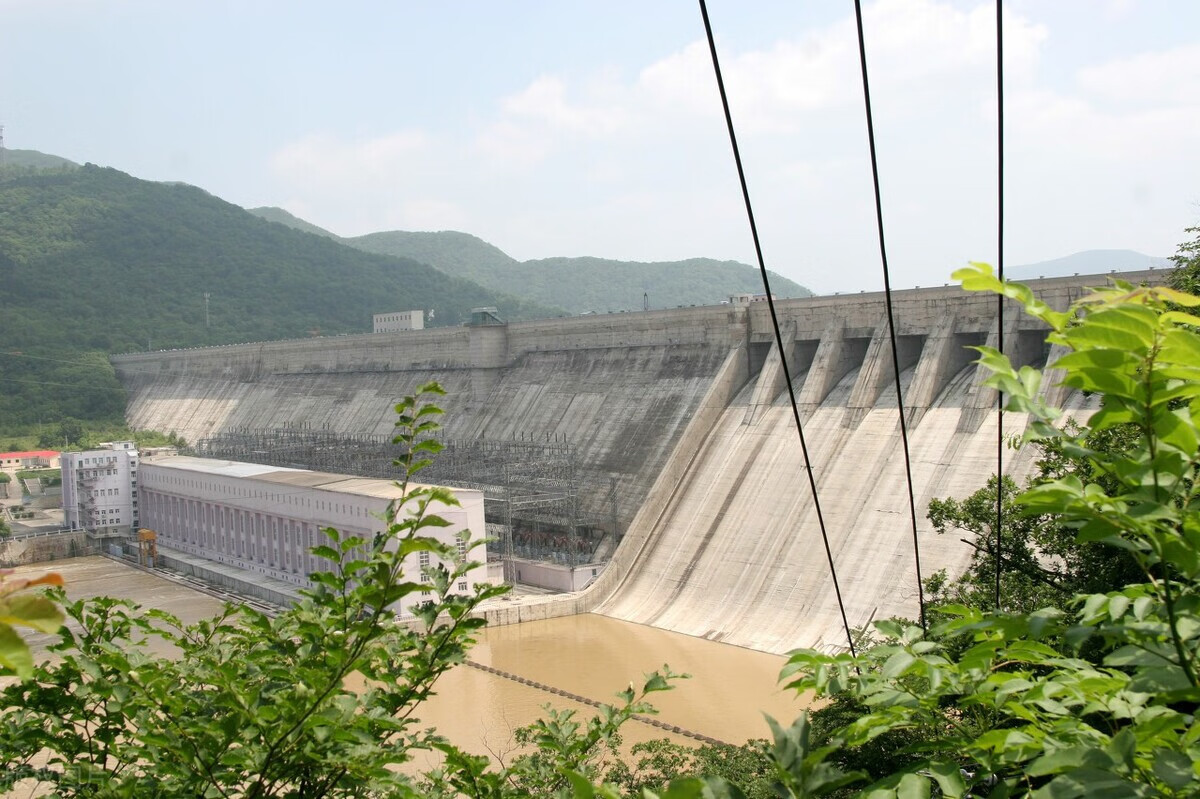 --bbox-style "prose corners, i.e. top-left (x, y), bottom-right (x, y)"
top-left (0, 125), bottom-right (6, 166)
